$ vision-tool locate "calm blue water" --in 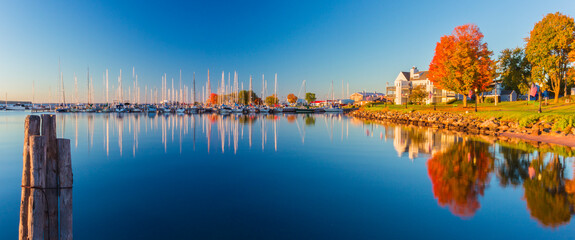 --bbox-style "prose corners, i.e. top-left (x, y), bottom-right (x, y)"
top-left (1, 111), bottom-right (574, 239)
